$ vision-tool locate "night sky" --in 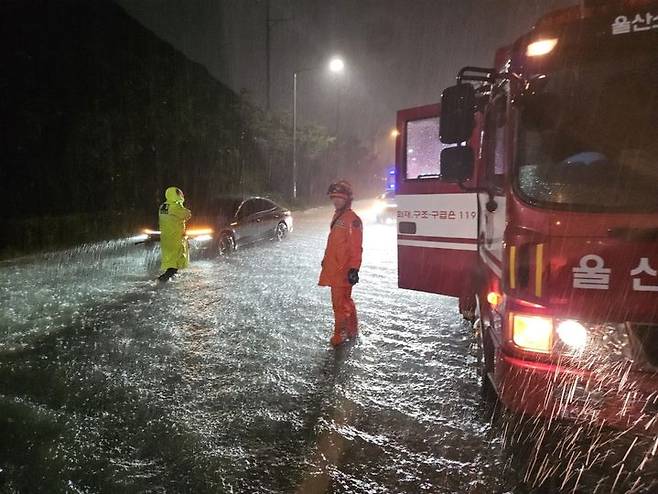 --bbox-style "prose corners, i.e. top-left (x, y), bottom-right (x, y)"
top-left (117, 0), bottom-right (573, 165)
